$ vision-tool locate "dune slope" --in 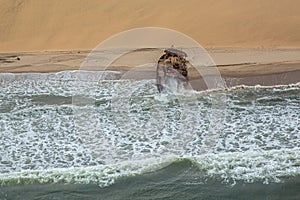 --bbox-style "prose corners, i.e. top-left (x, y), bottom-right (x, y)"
top-left (0, 0), bottom-right (299, 52)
